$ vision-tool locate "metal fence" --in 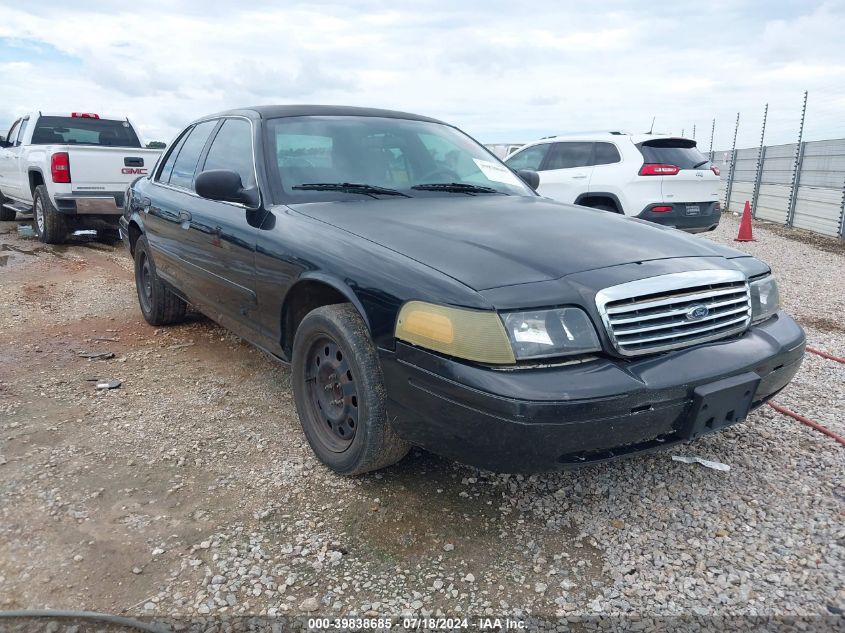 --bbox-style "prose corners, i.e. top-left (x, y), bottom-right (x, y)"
top-left (714, 138), bottom-right (845, 238)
